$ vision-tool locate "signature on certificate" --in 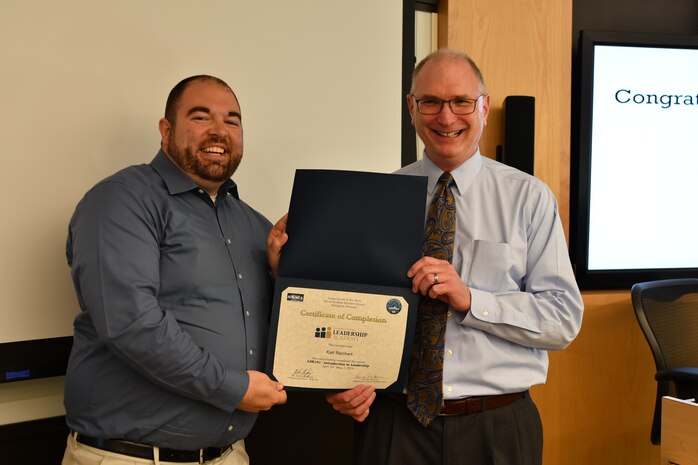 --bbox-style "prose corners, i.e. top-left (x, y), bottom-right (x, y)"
top-left (291, 368), bottom-right (314, 379)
